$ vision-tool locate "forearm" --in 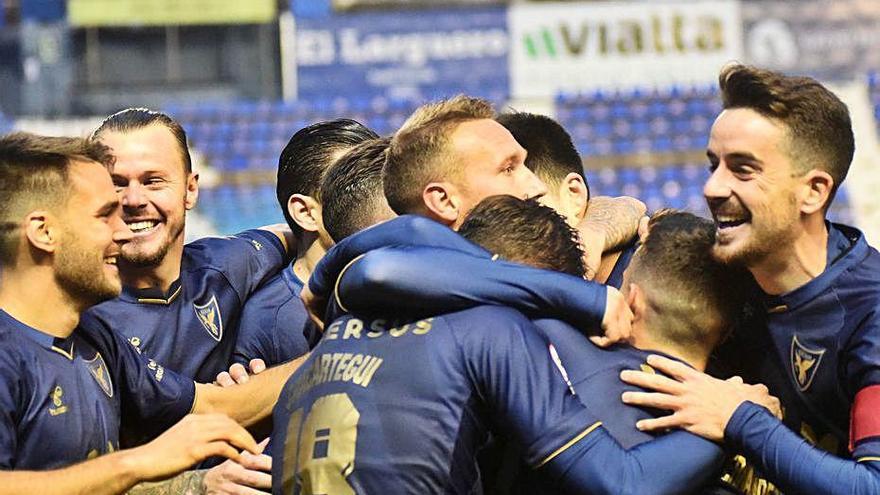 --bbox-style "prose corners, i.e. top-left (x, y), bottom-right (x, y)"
top-left (194, 354), bottom-right (308, 426)
top-left (127, 470), bottom-right (207, 495)
top-left (549, 428), bottom-right (724, 495)
top-left (581, 196), bottom-right (642, 252)
top-left (0, 449), bottom-right (146, 495)
top-left (725, 401), bottom-right (880, 494)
